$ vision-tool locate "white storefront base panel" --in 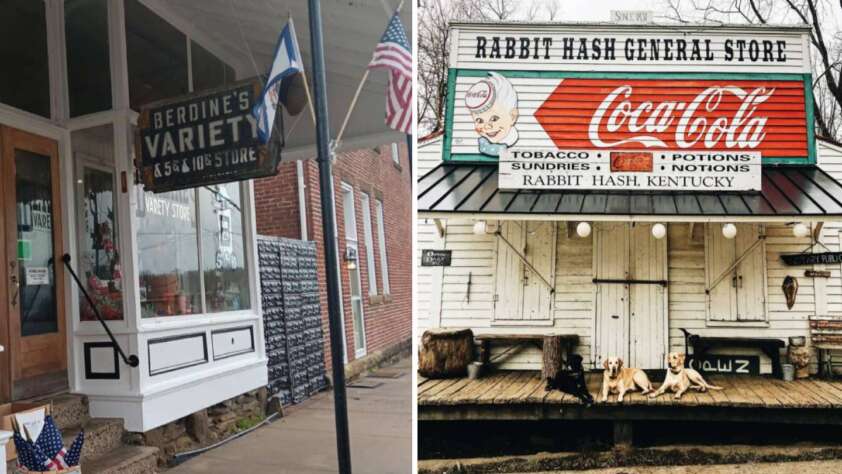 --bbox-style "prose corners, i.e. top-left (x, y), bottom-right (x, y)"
top-left (87, 358), bottom-right (267, 432)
